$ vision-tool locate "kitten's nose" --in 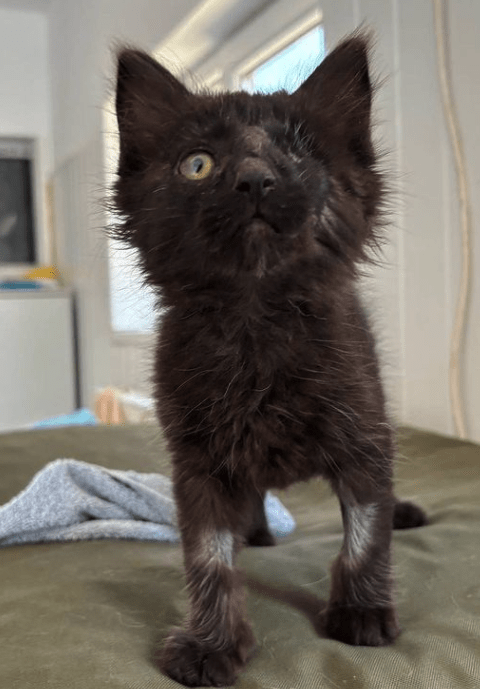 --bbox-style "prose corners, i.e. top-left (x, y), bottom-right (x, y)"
top-left (235, 159), bottom-right (275, 203)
